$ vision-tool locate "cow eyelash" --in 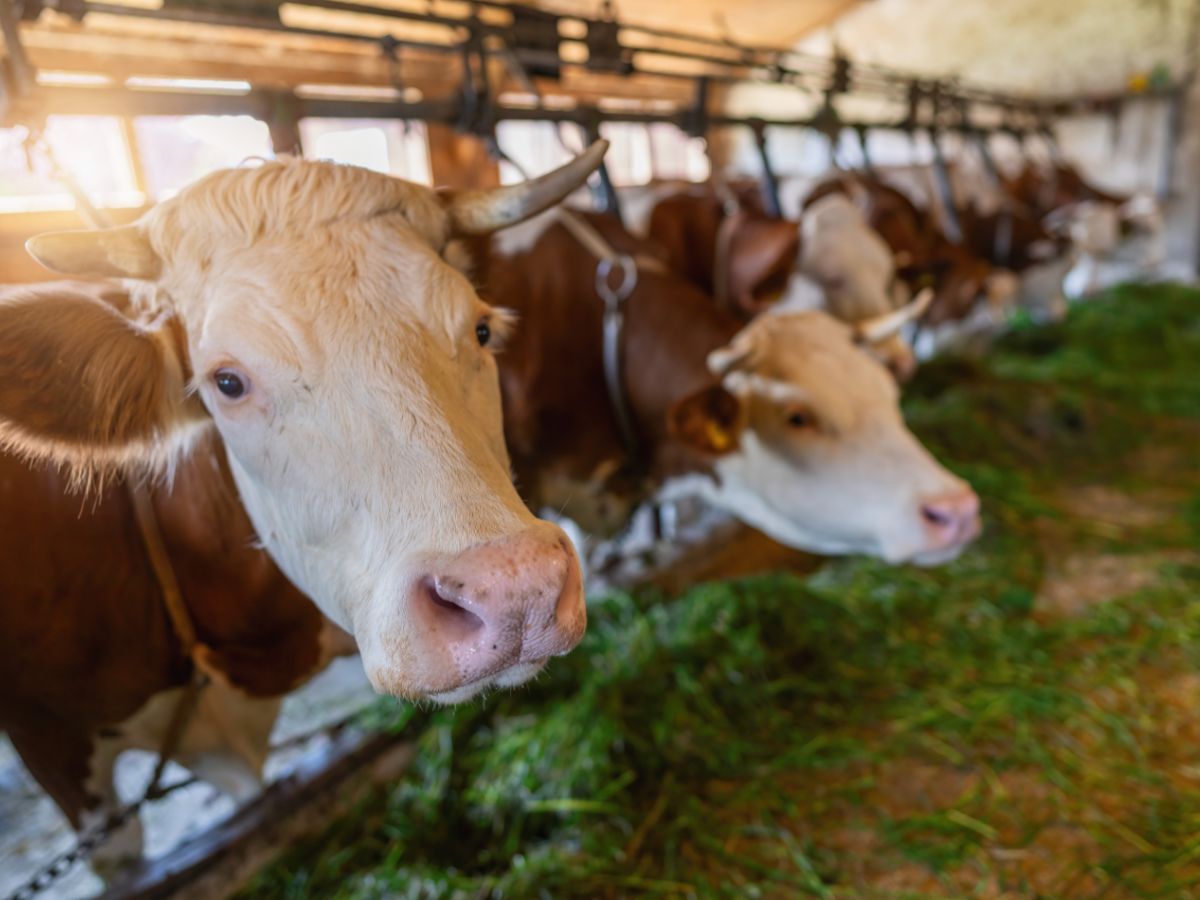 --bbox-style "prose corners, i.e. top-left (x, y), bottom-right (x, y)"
top-left (475, 309), bottom-right (515, 352)
top-left (785, 407), bottom-right (817, 430)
